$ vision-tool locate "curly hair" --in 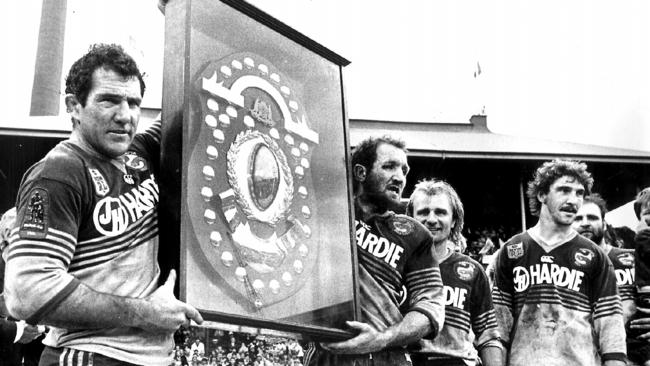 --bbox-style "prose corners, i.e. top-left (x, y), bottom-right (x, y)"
top-left (526, 159), bottom-right (593, 216)
top-left (351, 135), bottom-right (407, 191)
top-left (65, 43), bottom-right (145, 106)
top-left (583, 193), bottom-right (608, 219)
top-left (406, 179), bottom-right (465, 245)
